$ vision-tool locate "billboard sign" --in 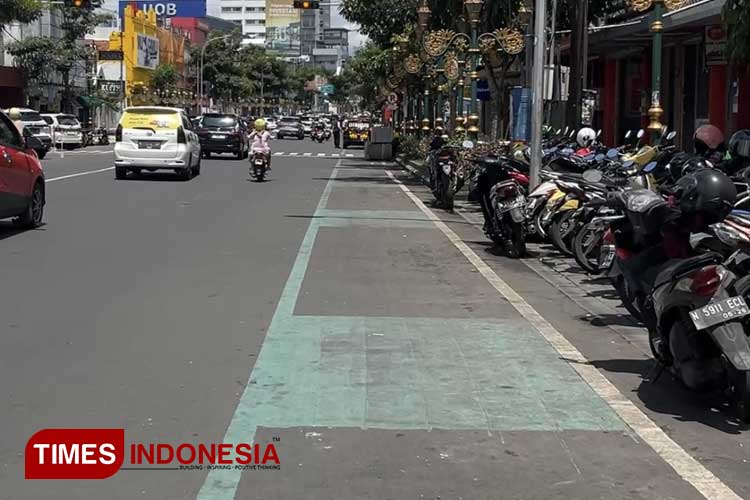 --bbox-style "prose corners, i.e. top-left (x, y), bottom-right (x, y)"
top-left (136, 34), bottom-right (159, 69)
top-left (98, 80), bottom-right (123, 97)
top-left (118, 1), bottom-right (206, 19)
top-left (265, 0), bottom-right (300, 53)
